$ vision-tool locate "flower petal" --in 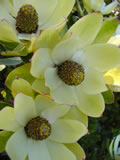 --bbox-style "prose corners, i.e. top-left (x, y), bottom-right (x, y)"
top-left (52, 37), bottom-right (81, 64)
top-left (84, 44), bottom-right (120, 72)
top-left (65, 143), bottom-right (85, 160)
top-left (13, 0), bottom-right (57, 25)
top-left (81, 68), bottom-right (107, 94)
top-left (41, 105), bottom-right (70, 123)
top-left (6, 128), bottom-right (28, 160)
top-left (32, 0), bottom-right (57, 25)
top-left (45, 68), bottom-right (62, 90)
top-left (28, 139), bottom-right (50, 160)
top-left (35, 95), bottom-right (55, 114)
top-left (0, 20), bottom-right (19, 42)
top-left (46, 140), bottom-right (76, 160)
top-left (14, 93), bottom-right (36, 126)
top-left (0, 8), bottom-right (12, 22)
top-left (0, 0), bottom-right (13, 21)
top-left (30, 48), bottom-right (53, 78)
top-left (64, 107), bottom-right (88, 127)
top-left (91, 0), bottom-right (104, 11)
top-left (64, 13), bottom-right (102, 47)
top-left (101, 2), bottom-right (117, 15)
top-left (76, 89), bottom-right (105, 117)
top-left (50, 83), bottom-right (78, 105)
top-left (34, 28), bottom-right (62, 50)
top-left (0, 107), bottom-right (20, 132)
top-left (83, 0), bottom-right (92, 12)
top-left (32, 79), bottom-right (49, 94)
top-left (40, 0), bottom-right (75, 29)
top-left (49, 119), bottom-right (87, 143)
top-left (11, 78), bottom-right (34, 97)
